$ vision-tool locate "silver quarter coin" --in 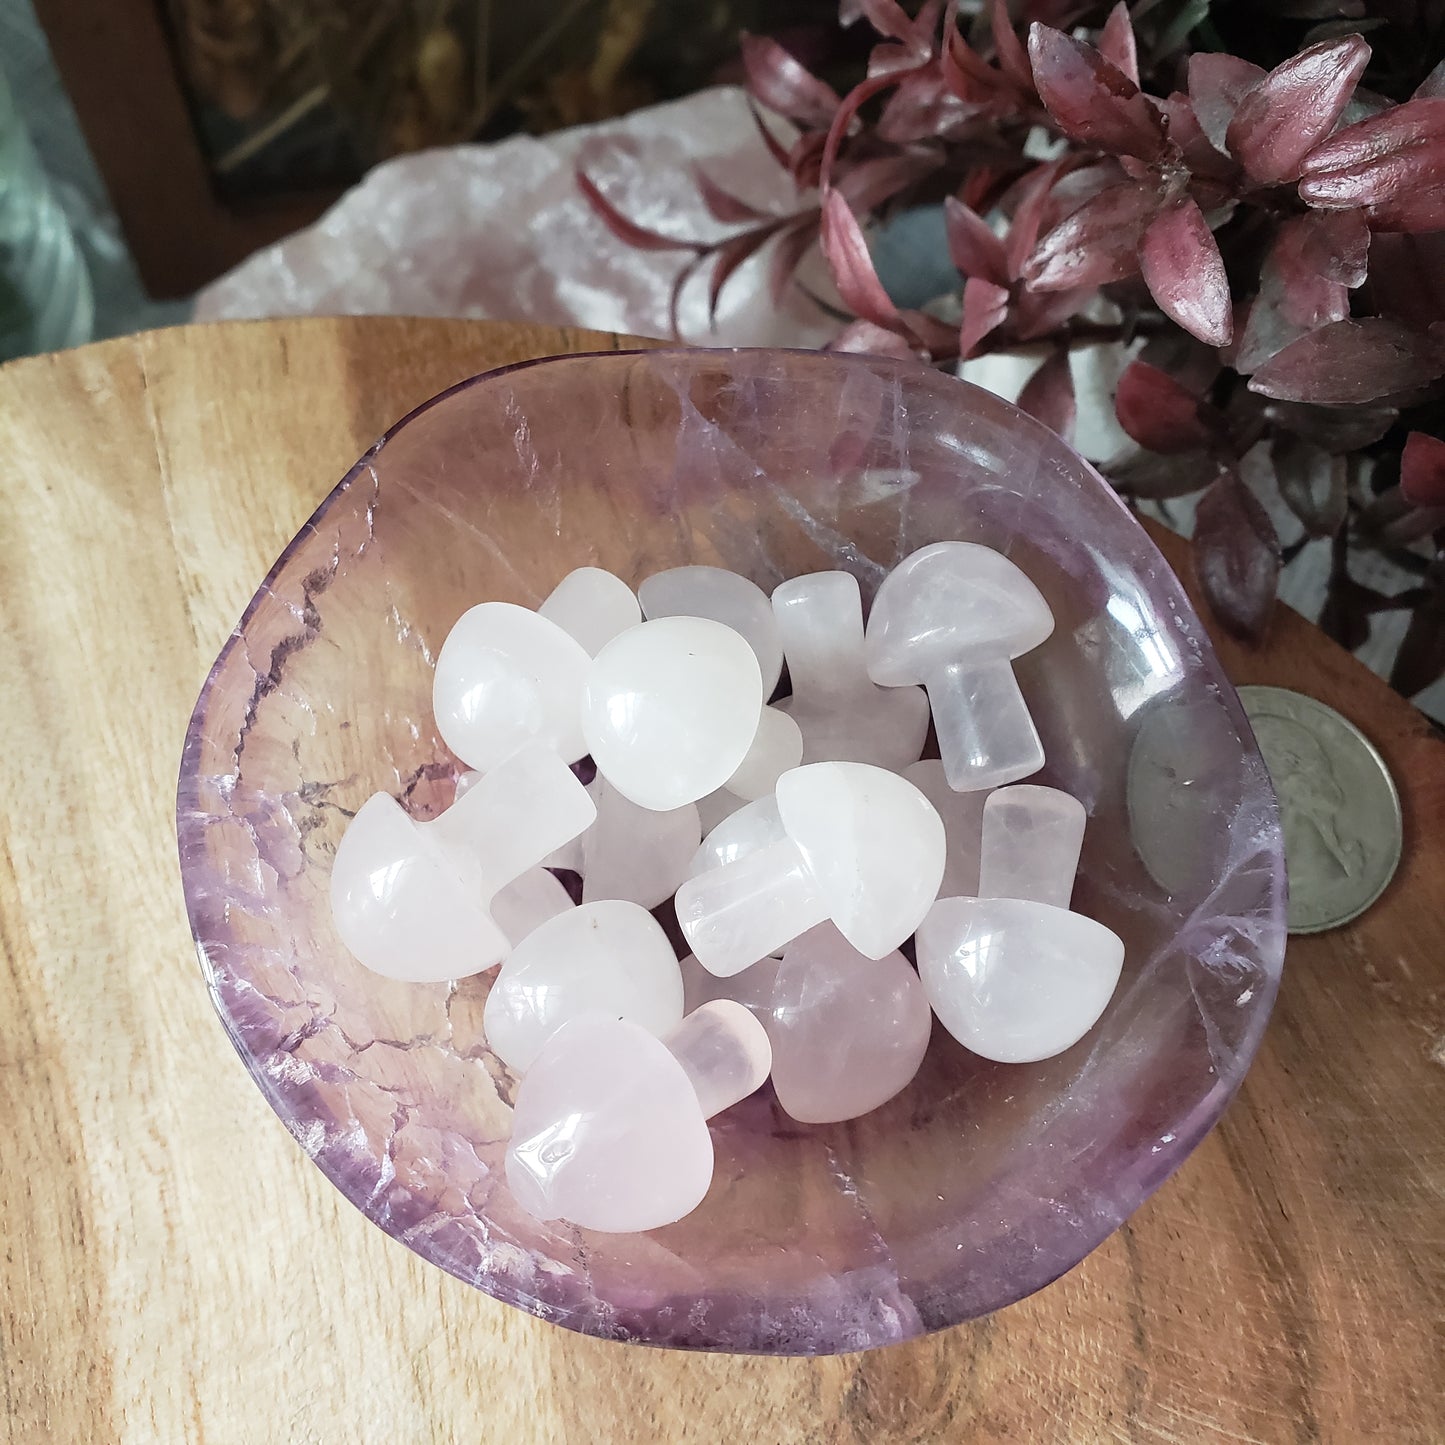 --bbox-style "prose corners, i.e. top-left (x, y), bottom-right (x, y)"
top-left (1237, 685), bottom-right (1402, 933)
